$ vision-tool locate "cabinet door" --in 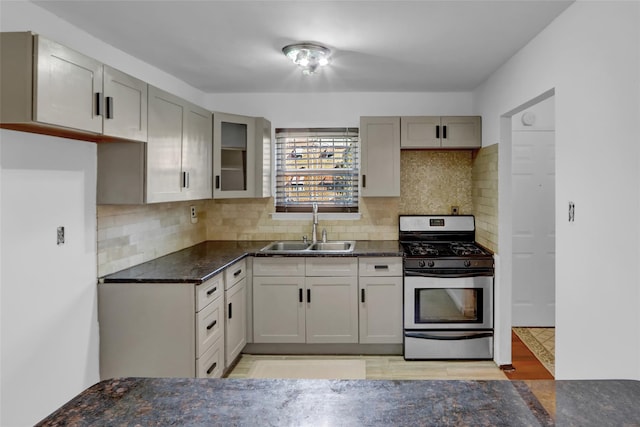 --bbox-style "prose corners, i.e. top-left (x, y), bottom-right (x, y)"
top-left (306, 276), bottom-right (358, 344)
top-left (213, 112), bottom-right (256, 198)
top-left (255, 117), bottom-right (272, 198)
top-left (103, 66), bottom-right (147, 142)
top-left (34, 35), bottom-right (103, 133)
top-left (182, 103), bottom-right (213, 200)
top-left (225, 278), bottom-right (247, 367)
top-left (146, 86), bottom-right (185, 203)
top-left (253, 276), bottom-right (306, 343)
top-left (440, 116), bottom-right (482, 149)
top-left (360, 116), bottom-right (400, 197)
top-left (400, 116), bottom-right (441, 148)
top-left (359, 276), bottom-right (403, 344)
